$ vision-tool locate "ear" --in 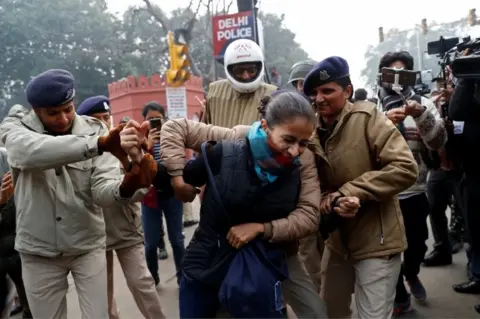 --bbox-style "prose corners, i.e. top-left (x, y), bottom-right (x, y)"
top-left (260, 118), bottom-right (268, 131)
top-left (344, 85), bottom-right (353, 100)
